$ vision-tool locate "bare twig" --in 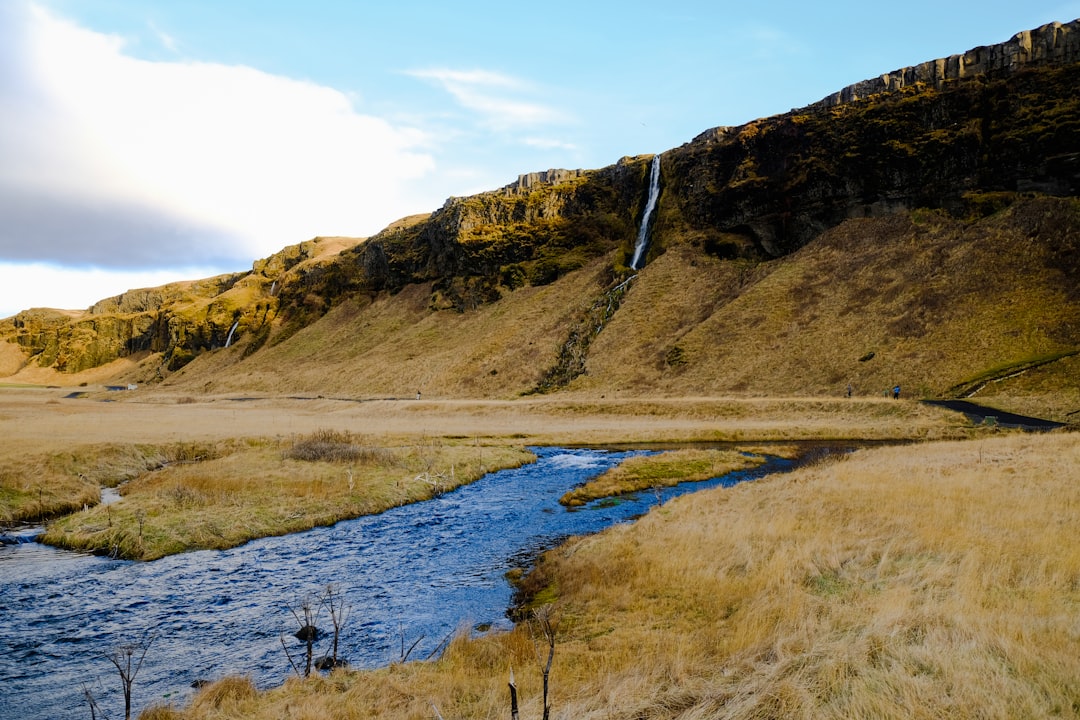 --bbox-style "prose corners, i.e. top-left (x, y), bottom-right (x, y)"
top-left (81, 682), bottom-right (105, 720)
top-left (509, 665), bottom-right (520, 720)
top-left (321, 584), bottom-right (351, 669)
top-left (105, 632), bottom-right (156, 720)
top-left (286, 593), bottom-right (322, 676)
top-left (280, 633), bottom-right (304, 678)
top-left (398, 623), bottom-right (425, 663)
top-left (530, 607), bottom-right (559, 720)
